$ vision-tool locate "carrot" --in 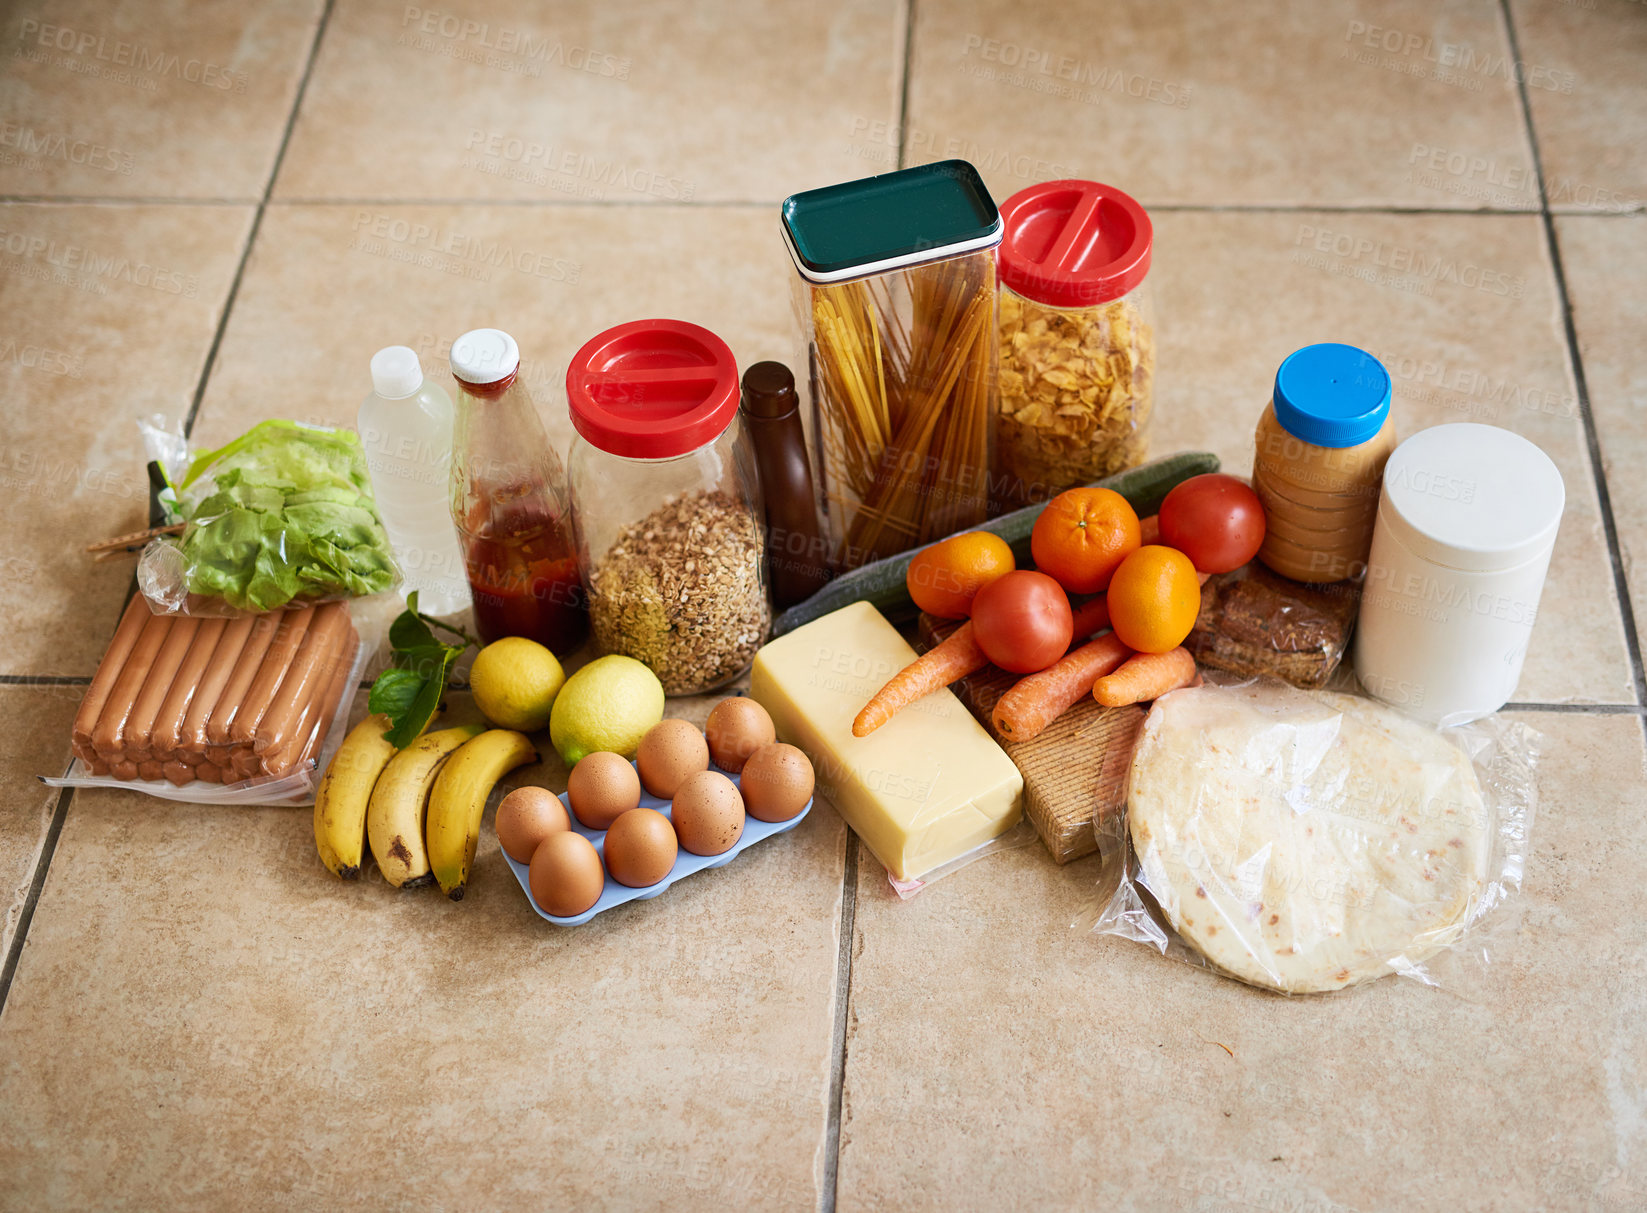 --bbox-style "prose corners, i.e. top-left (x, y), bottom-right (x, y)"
top-left (853, 621), bottom-right (988, 737)
top-left (1139, 514), bottom-right (1160, 545)
top-left (1069, 594), bottom-right (1110, 639)
top-left (1092, 647), bottom-right (1198, 707)
top-left (993, 631), bottom-right (1131, 742)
